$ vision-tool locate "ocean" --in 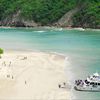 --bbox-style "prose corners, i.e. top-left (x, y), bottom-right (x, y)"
top-left (0, 27), bottom-right (100, 100)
